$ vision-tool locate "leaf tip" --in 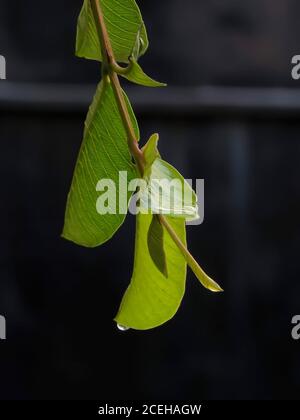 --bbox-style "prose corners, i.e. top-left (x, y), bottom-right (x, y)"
top-left (209, 284), bottom-right (224, 293)
top-left (202, 277), bottom-right (223, 293)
